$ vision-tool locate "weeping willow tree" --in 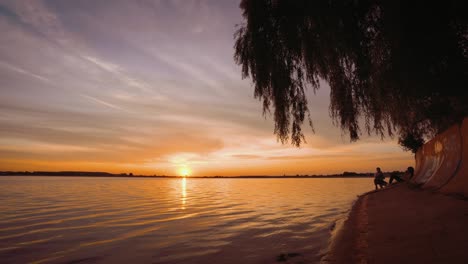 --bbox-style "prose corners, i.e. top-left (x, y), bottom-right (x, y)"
top-left (234, 0), bottom-right (467, 152)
